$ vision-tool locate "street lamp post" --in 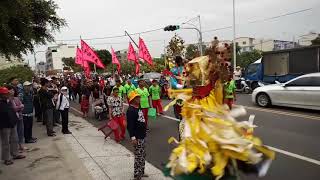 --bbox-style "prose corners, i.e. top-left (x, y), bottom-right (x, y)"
top-left (181, 15), bottom-right (204, 56)
top-left (232, 0), bottom-right (237, 69)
